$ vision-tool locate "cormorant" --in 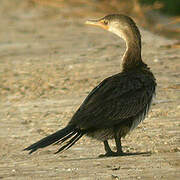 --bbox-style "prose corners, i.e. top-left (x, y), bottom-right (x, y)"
top-left (24, 14), bottom-right (156, 157)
